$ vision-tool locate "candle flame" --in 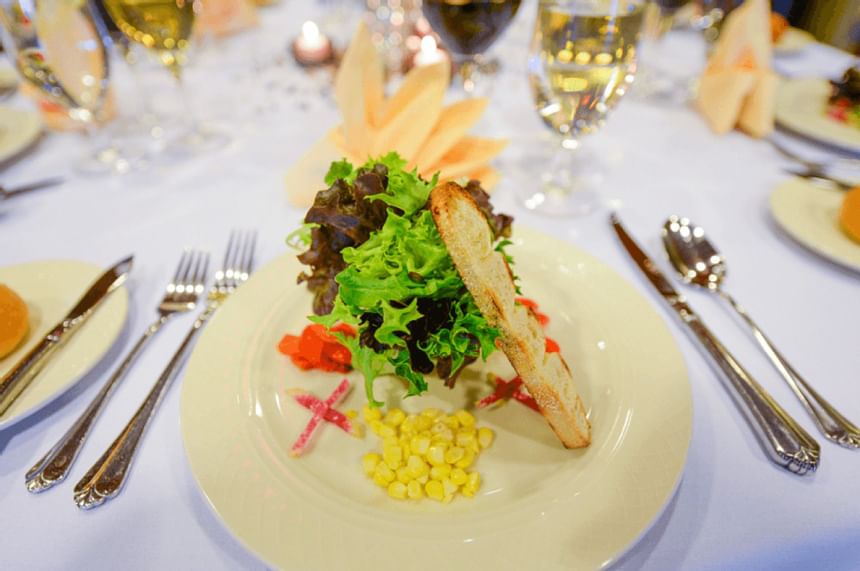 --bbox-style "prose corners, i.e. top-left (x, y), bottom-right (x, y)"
top-left (302, 20), bottom-right (320, 41)
top-left (420, 35), bottom-right (437, 53)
